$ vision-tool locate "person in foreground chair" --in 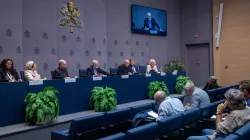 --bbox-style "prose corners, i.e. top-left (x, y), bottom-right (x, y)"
top-left (203, 76), bottom-right (219, 91)
top-left (154, 91), bottom-right (184, 121)
top-left (183, 82), bottom-right (210, 110)
top-left (239, 80), bottom-right (250, 106)
top-left (187, 89), bottom-right (250, 140)
top-left (0, 58), bottom-right (22, 82)
top-left (146, 59), bottom-right (158, 73)
top-left (52, 60), bottom-right (70, 79)
top-left (24, 61), bottom-right (41, 81)
top-left (87, 60), bottom-right (109, 76)
top-left (117, 59), bottom-right (133, 75)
